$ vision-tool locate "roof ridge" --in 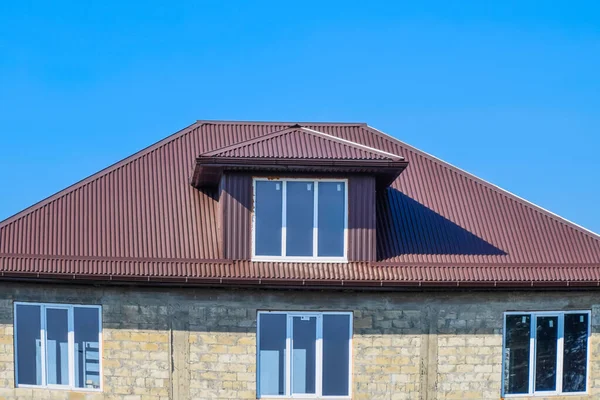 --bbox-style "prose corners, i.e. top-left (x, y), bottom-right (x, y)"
top-left (197, 119), bottom-right (366, 126)
top-left (201, 125), bottom-right (404, 160)
top-left (0, 121), bottom-right (203, 228)
top-left (365, 124), bottom-right (600, 241)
